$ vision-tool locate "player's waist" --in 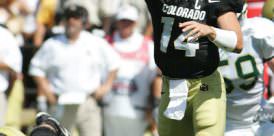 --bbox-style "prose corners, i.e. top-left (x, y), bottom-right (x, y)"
top-left (161, 66), bottom-right (218, 79)
top-left (157, 57), bottom-right (219, 79)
